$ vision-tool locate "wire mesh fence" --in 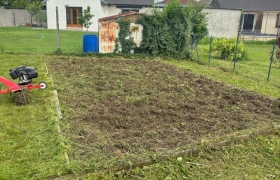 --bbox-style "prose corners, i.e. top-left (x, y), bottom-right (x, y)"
top-left (0, 8), bottom-right (101, 54)
top-left (1, 7), bottom-right (280, 86)
top-left (191, 35), bottom-right (280, 86)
